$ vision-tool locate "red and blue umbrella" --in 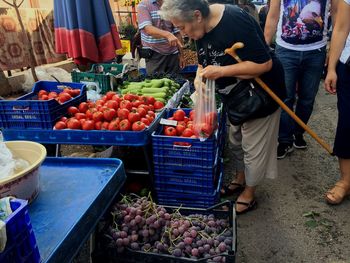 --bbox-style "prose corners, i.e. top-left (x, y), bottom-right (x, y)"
top-left (54, 0), bottom-right (122, 65)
